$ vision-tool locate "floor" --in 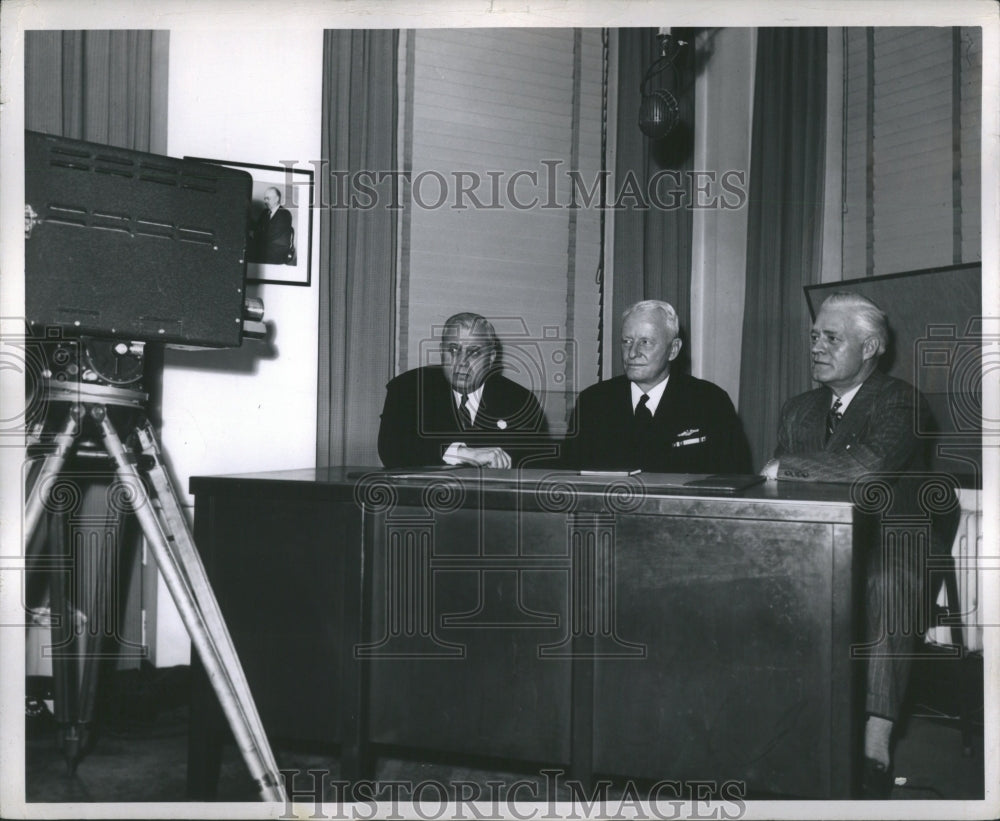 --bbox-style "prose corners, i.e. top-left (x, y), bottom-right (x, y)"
top-left (22, 654), bottom-right (986, 808)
